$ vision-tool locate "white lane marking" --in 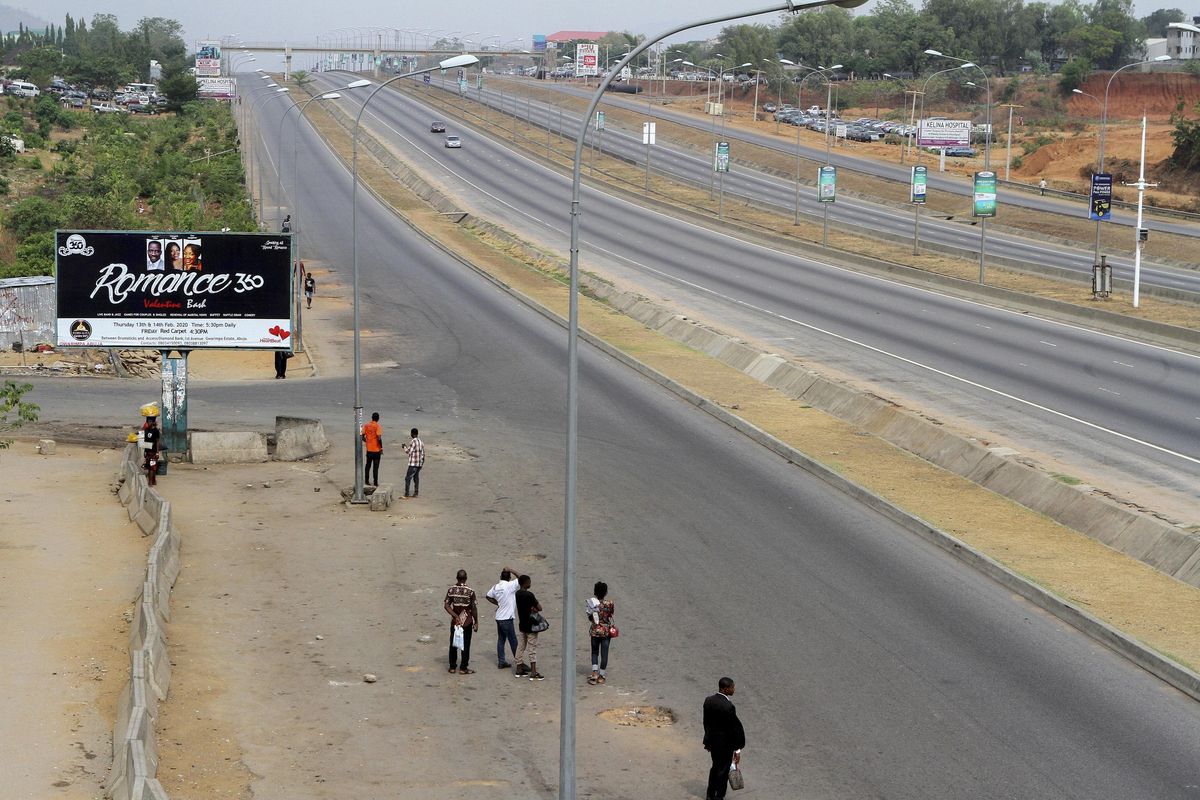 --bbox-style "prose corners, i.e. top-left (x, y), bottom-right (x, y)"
top-left (1113, 361), bottom-right (1136, 368)
top-left (1039, 341), bottom-right (1058, 347)
top-left (976, 323), bottom-right (992, 330)
top-left (1098, 387), bottom-right (1122, 396)
top-left (312, 84), bottom-right (1200, 467)
top-left (1018, 362), bottom-right (1028, 367)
